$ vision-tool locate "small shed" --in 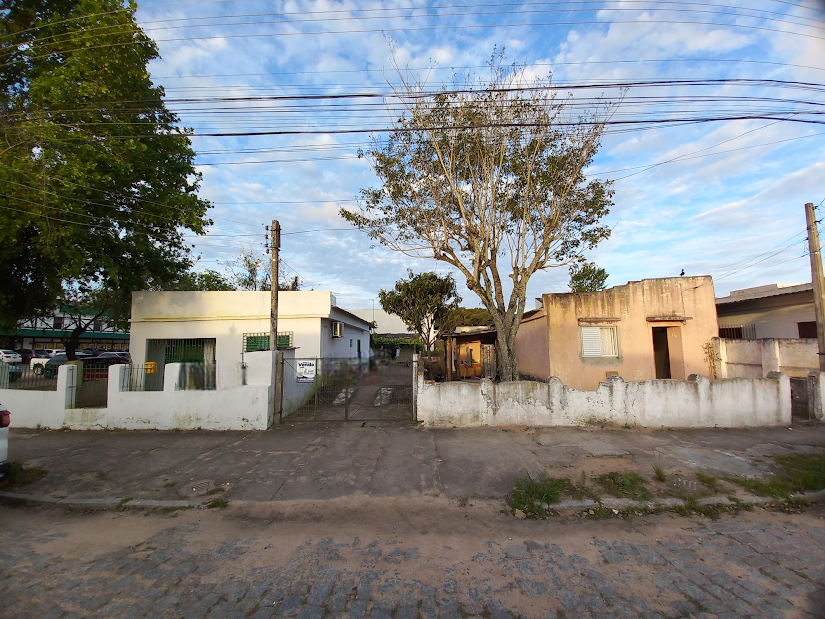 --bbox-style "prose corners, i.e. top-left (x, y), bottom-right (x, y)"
top-left (443, 326), bottom-right (499, 380)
